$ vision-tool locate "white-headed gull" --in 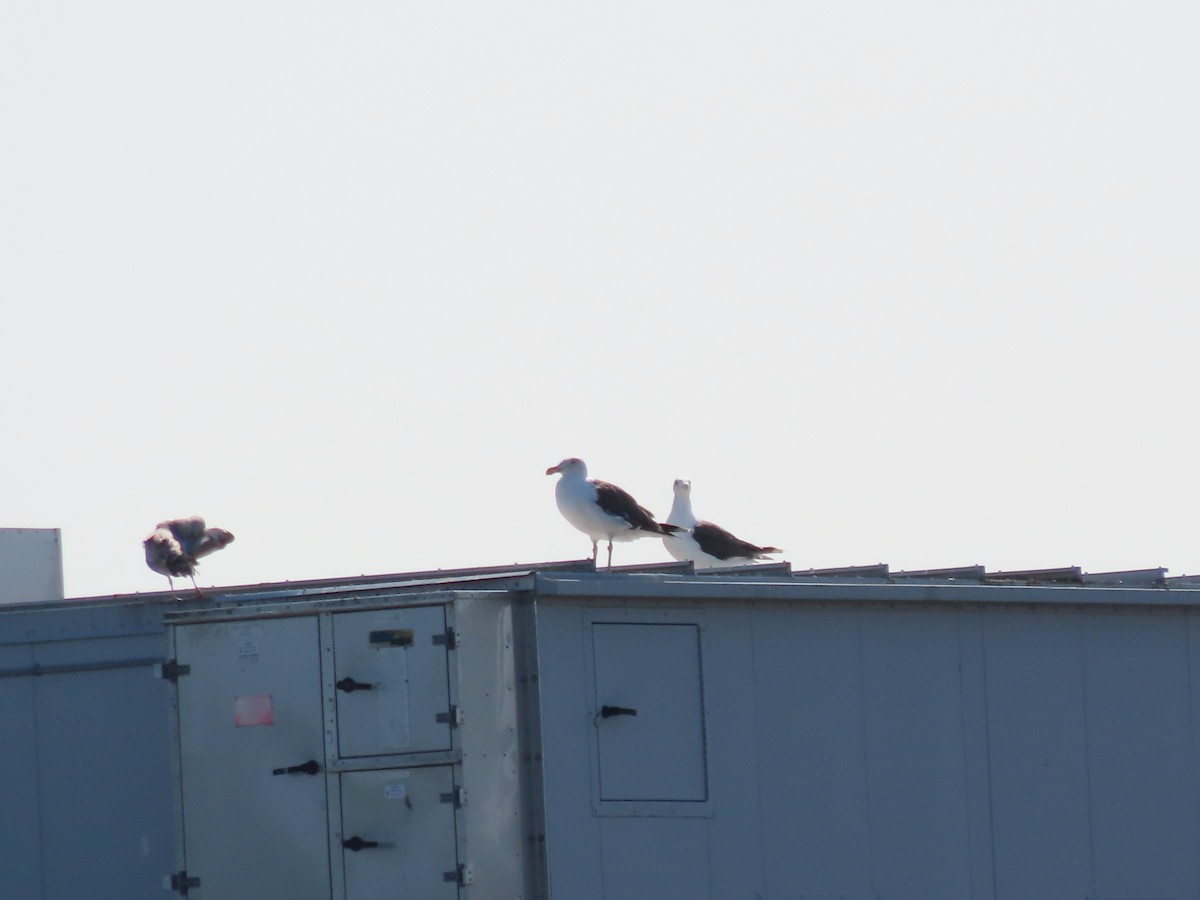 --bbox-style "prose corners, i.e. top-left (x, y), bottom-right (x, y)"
top-left (665, 479), bottom-right (781, 567)
top-left (546, 458), bottom-right (681, 568)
